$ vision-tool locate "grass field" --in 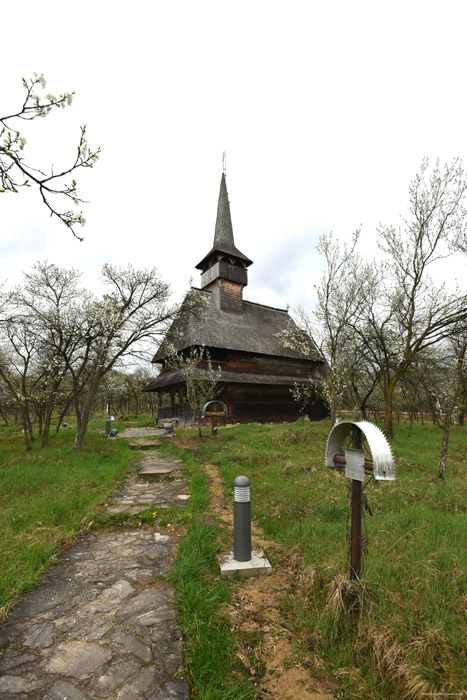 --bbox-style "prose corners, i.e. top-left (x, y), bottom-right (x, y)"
top-left (0, 414), bottom-right (255, 698)
top-left (171, 419), bottom-right (467, 699)
top-left (0, 414), bottom-right (152, 614)
top-left (0, 414), bottom-right (465, 699)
